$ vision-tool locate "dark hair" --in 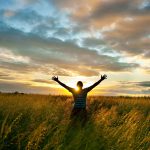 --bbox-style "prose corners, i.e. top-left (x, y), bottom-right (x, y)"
top-left (77, 81), bottom-right (83, 87)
